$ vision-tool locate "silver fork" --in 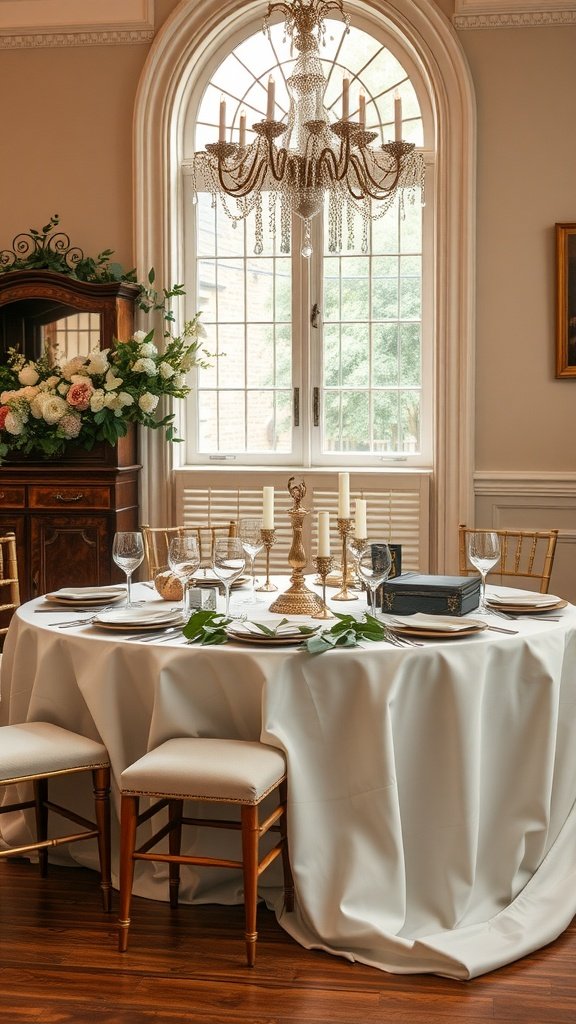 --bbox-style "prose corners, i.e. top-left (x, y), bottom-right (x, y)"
top-left (383, 628), bottom-right (422, 648)
top-left (490, 609), bottom-right (560, 623)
